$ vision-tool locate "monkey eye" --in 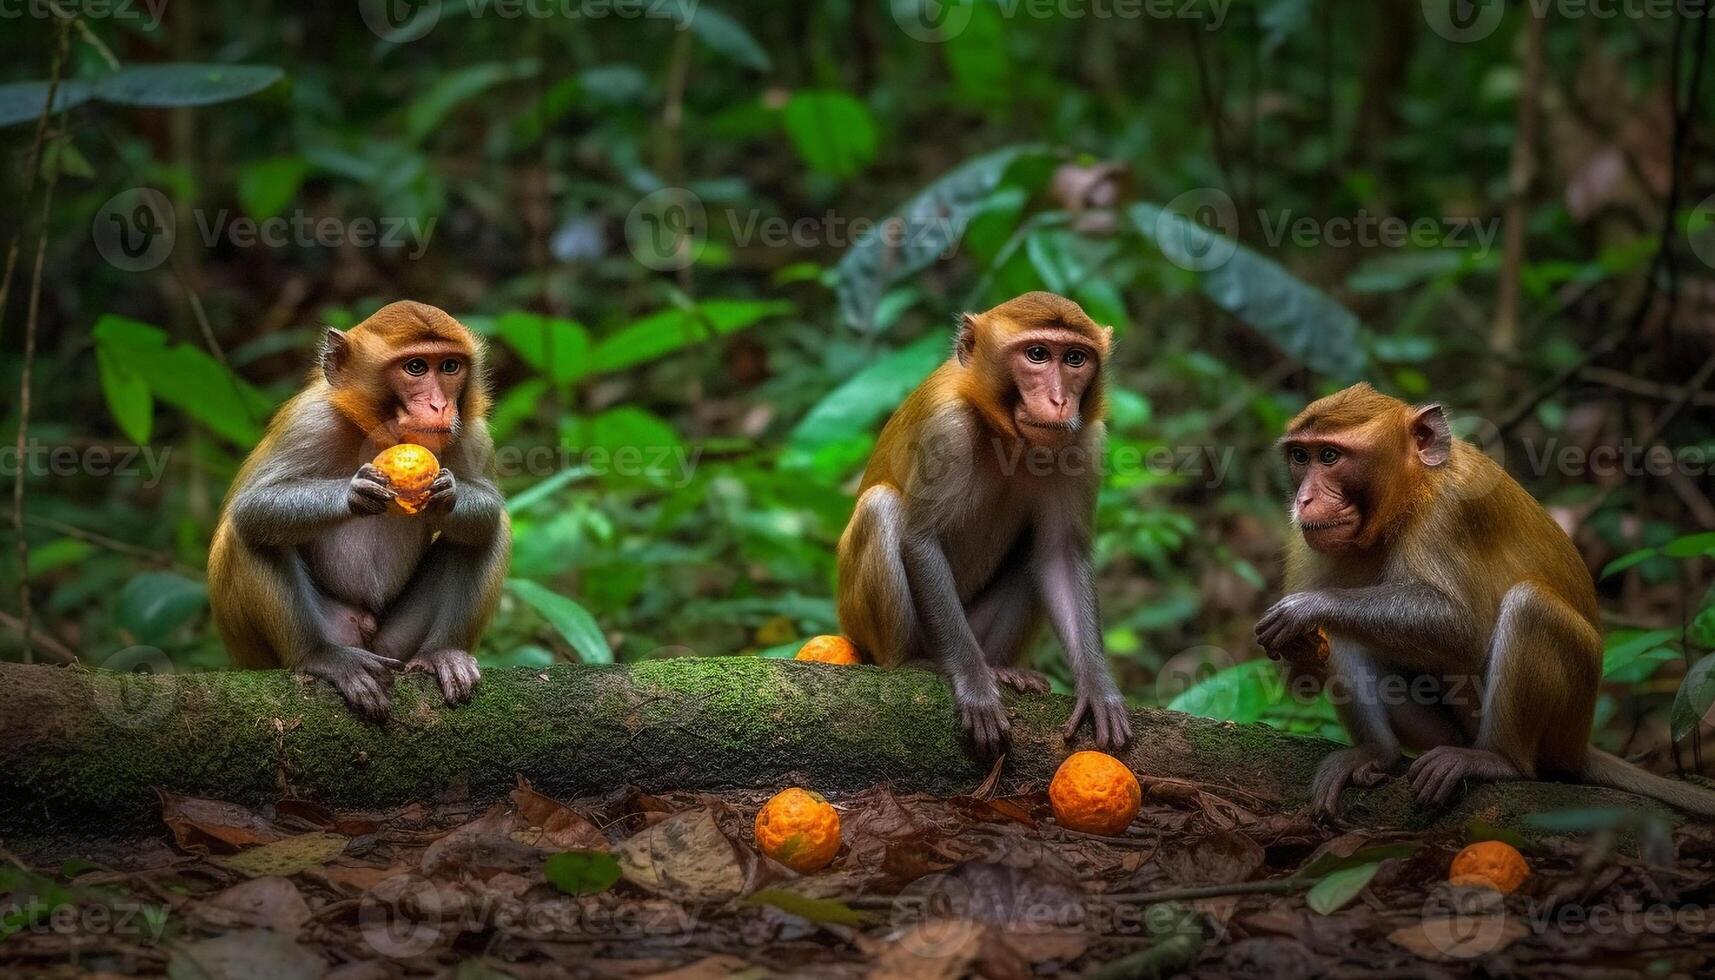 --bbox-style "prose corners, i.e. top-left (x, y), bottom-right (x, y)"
top-left (1288, 446), bottom-right (1310, 466)
top-left (440, 359), bottom-right (461, 375)
top-left (1319, 447), bottom-right (1341, 465)
top-left (1025, 345), bottom-right (1051, 363)
top-left (403, 357), bottom-right (429, 377)
top-left (1064, 349), bottom-right (1088, 367)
